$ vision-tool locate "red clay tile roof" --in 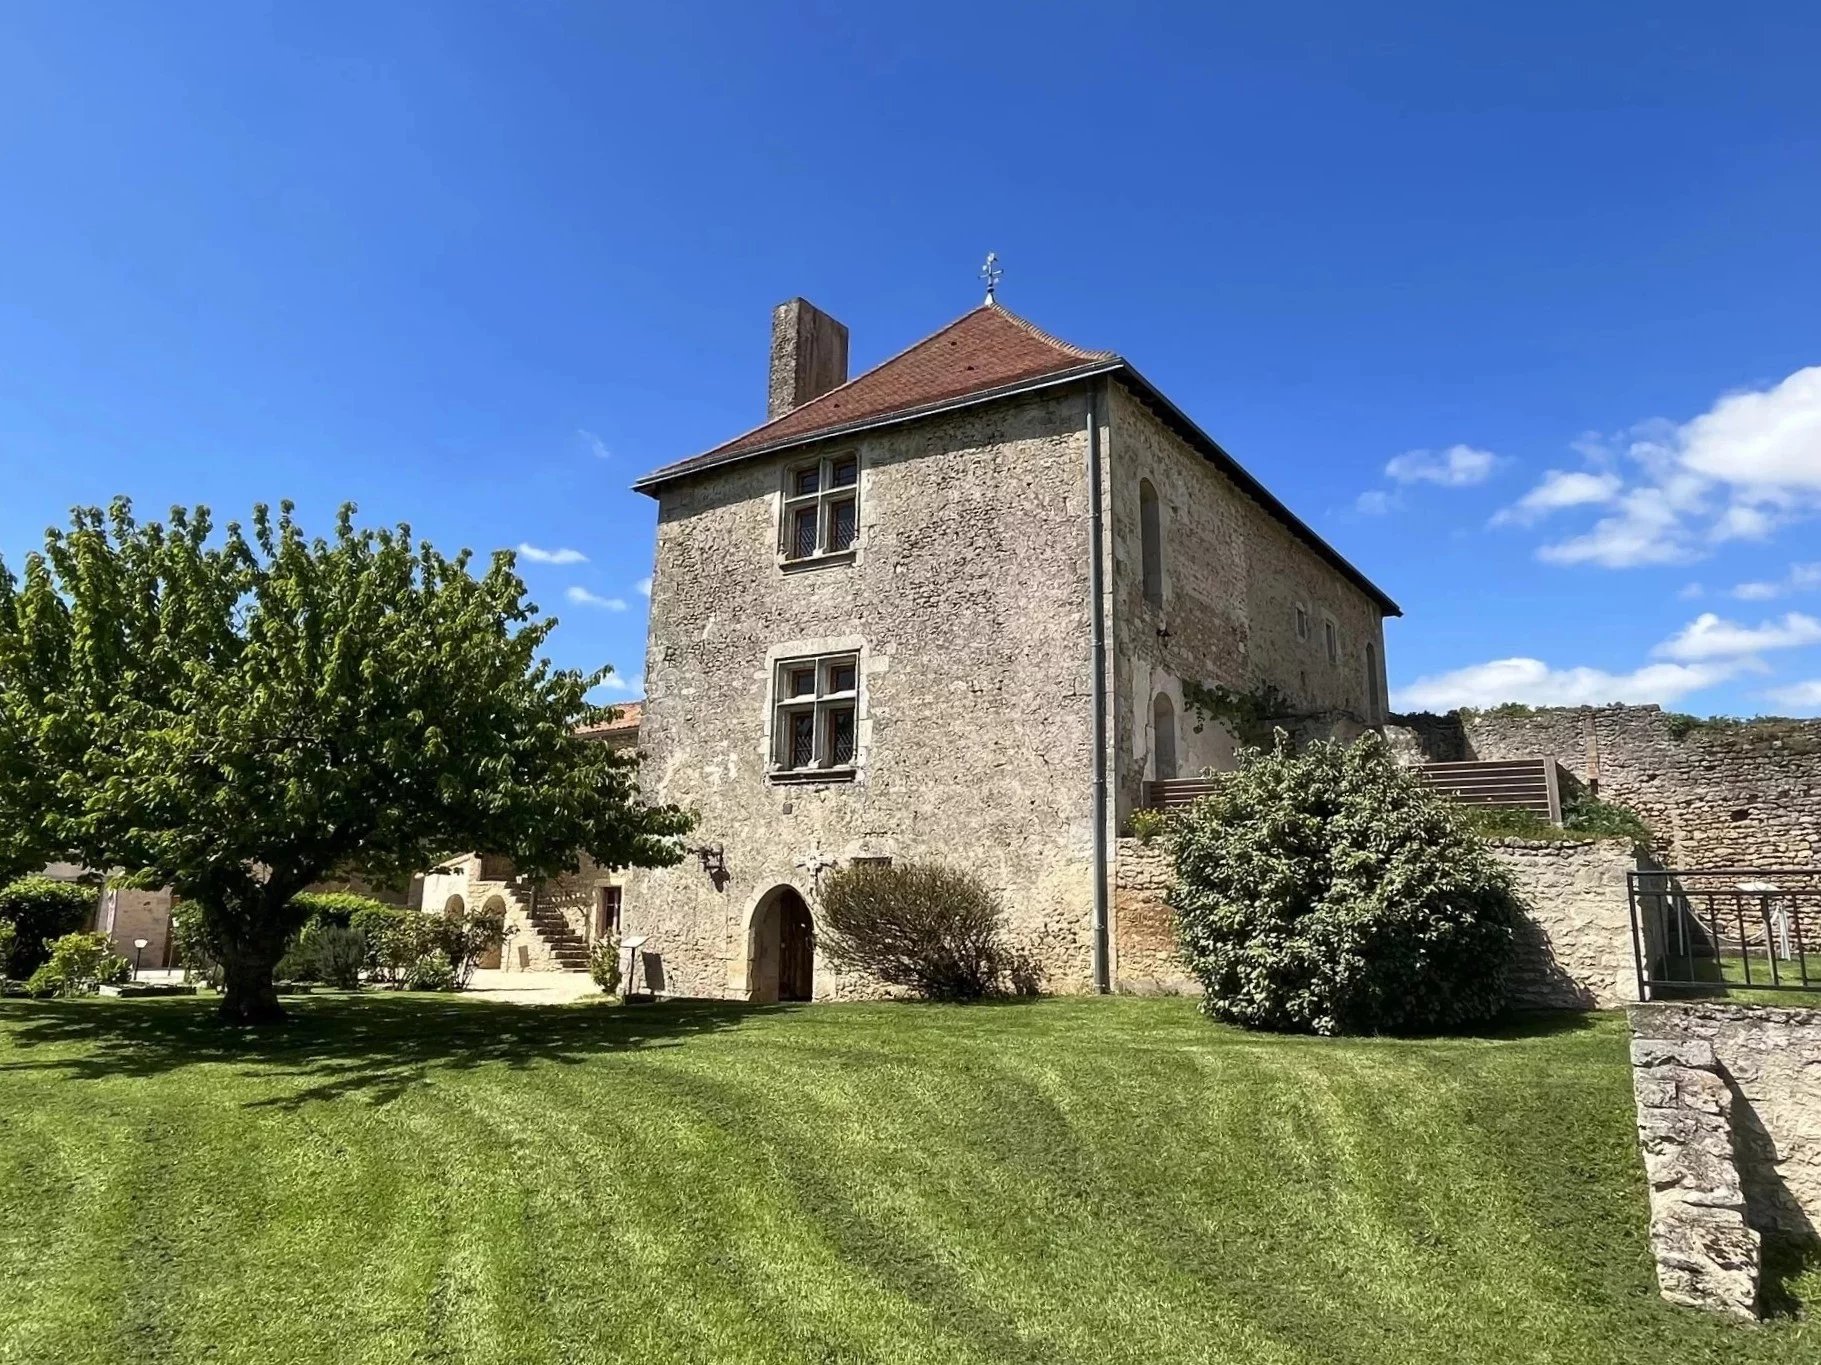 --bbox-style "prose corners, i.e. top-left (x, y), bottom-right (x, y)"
top-left (633, 305), bottom-right (1117, 489)
top-left (575, 700), bottom-right (641, 741)
top-left (631, 303), bottom-right (1400, 615)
